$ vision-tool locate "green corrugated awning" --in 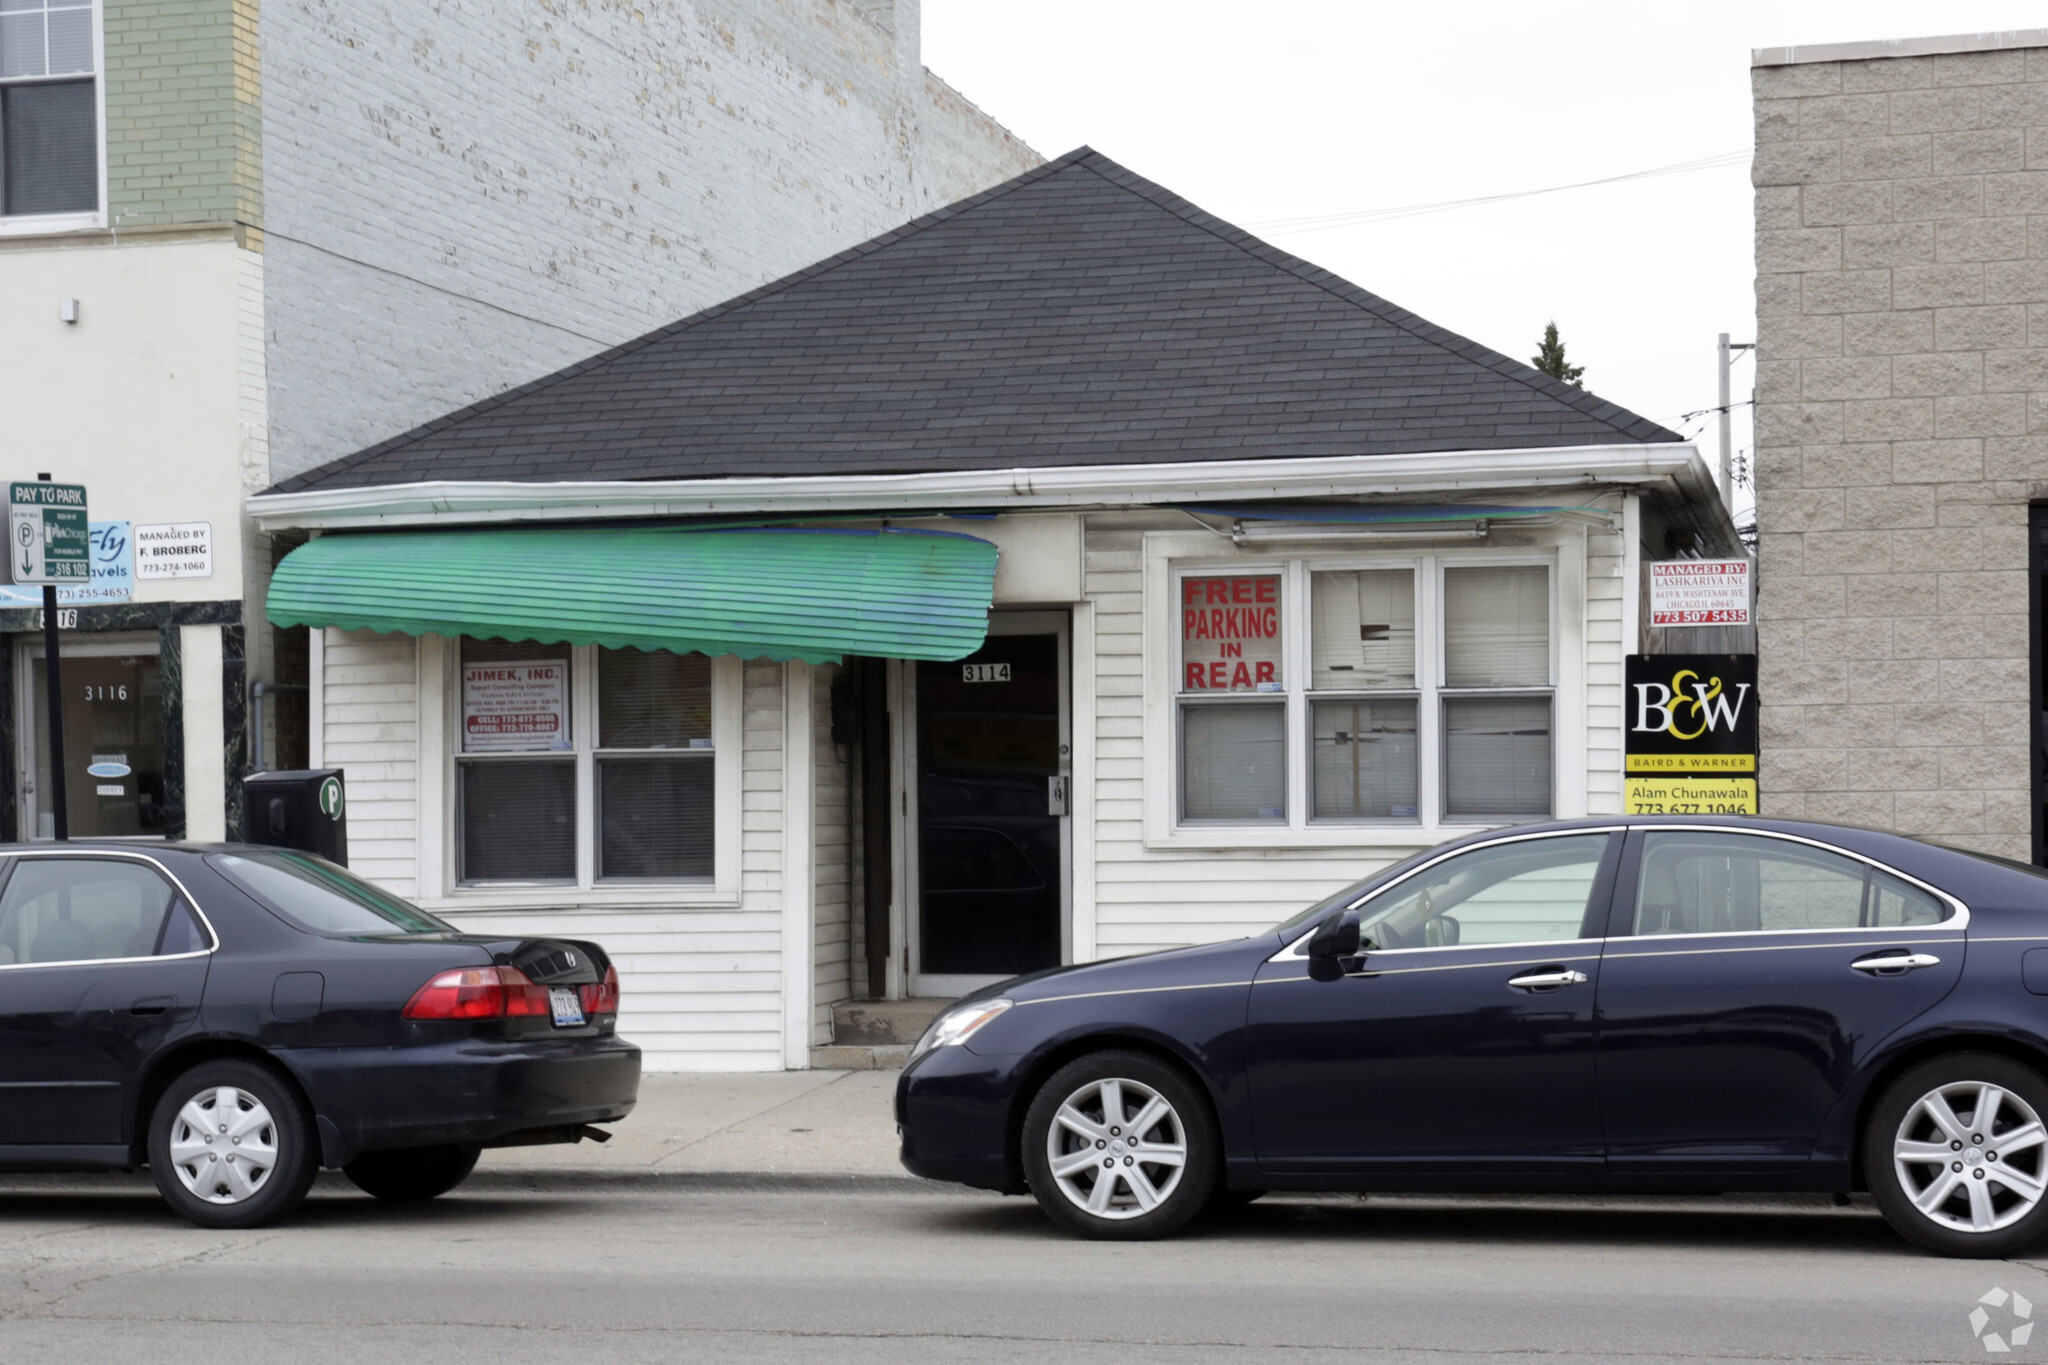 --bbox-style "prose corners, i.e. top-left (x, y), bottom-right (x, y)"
top-left (267, 527), bottom-right (997, 663)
